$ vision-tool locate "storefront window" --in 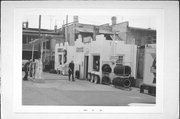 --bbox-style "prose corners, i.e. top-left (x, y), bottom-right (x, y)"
top-left (59, 54), bottom-right (62, 65)
top-left (93, 56), bottom-right (100, 71)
